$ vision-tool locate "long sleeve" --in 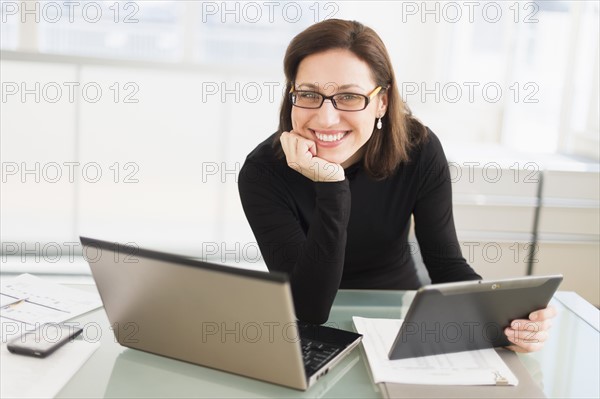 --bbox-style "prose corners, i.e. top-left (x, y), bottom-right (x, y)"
top-left (412, 133), bottom-right (482, 283)
top-left (238, 159), bottom-right (351, 324)
top-left (238, 130), bottom-right (480, 317)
